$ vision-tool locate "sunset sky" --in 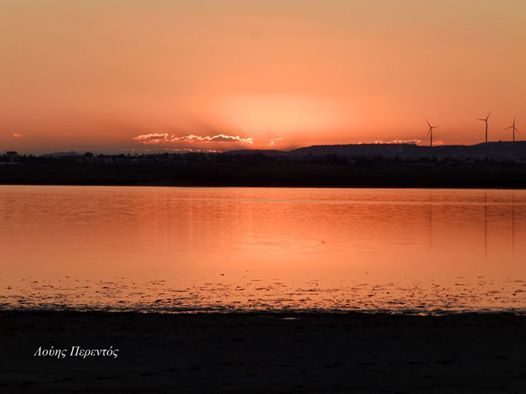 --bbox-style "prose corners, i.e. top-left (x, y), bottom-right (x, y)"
top-left (1, 0), bottom-right (526, 153)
